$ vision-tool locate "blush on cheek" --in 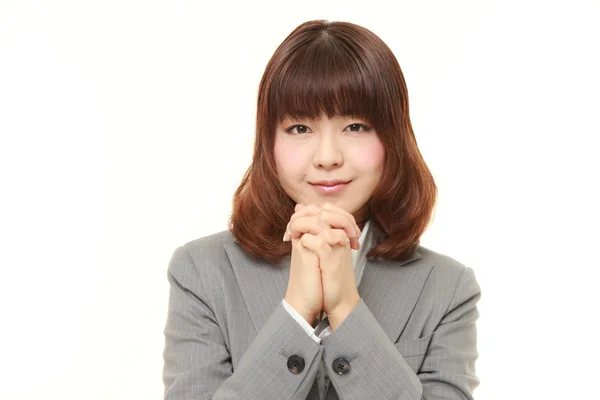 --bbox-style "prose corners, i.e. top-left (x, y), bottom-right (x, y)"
top-left (355, 140), bottom-right (385, 171)
top-left (274, 141), bottom-right (305, 175)
top-left (273, 140), bottom-right (306, 203)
